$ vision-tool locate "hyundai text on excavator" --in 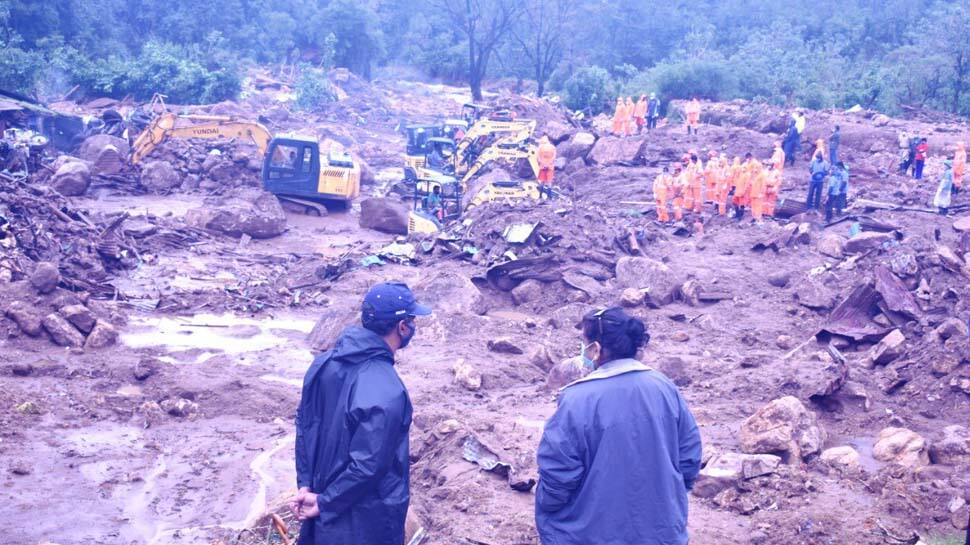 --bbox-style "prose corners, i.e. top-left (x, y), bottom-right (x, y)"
top-left (130, 104), bottom-right (359, 212)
